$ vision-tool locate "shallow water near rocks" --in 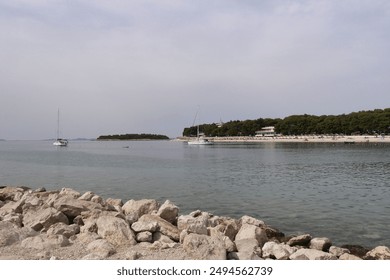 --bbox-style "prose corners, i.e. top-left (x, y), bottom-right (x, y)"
top-left (1, 140), bottom-right (389, 248)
